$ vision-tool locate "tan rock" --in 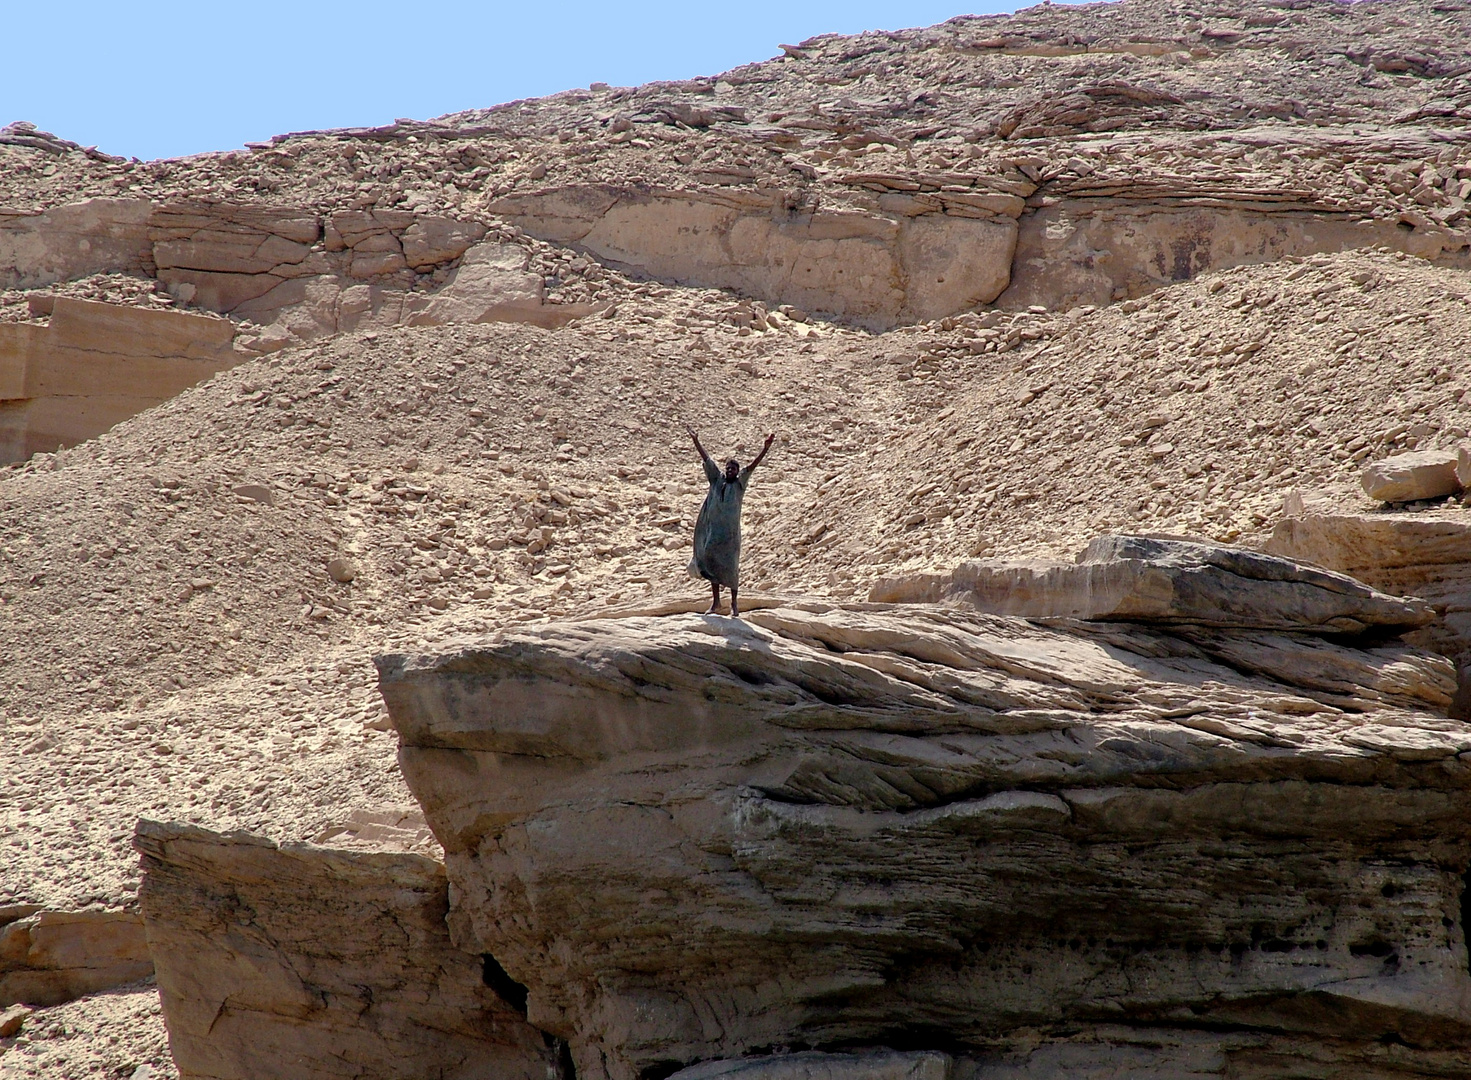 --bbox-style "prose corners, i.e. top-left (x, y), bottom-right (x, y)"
top-left (996, 200), bottom-right (1450, 312)
top-left (401, 217), bottom-right (488, 268)
top-left (0, 298), bottom-right (239, 461)
top-left (0, 910), bottom-right (152, 1008)
top-left (408, 241), bottom-right (602, 330)
top-left (0, 198), bottom-right (154, 290)
top-left (869, 534), bottom-right (1432, 635)
top-left (231, 483), bottom-right (273, 505)
top-left (1457, 443), bottom-right (1471, 490)
top-left (327, 556), bottom-right (357, 582)
top-left (380, 606), bottom-right (1471, 1080)
top-left (135, 820), bottom-right (556, 1080)
top-left (1266, 512), bottom-right (1471, 670)
top-left (349, 250), bottom-right (408, 279)
top-left (155, 268), bottom-right (284, 313)
top-left (492, 185), bottom-right (1015, 329)
top-left (0, 1002), bottom-right (31, 1037)
top-left (1361, 450), bottom-right (1462, 503)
